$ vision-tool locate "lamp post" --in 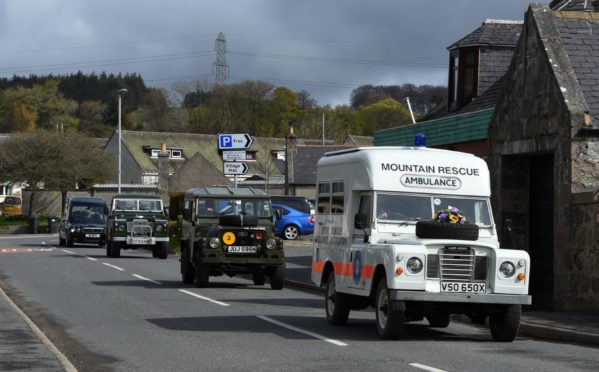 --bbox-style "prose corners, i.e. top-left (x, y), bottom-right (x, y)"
top-left (117, 88), bottom-right (128, 194)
